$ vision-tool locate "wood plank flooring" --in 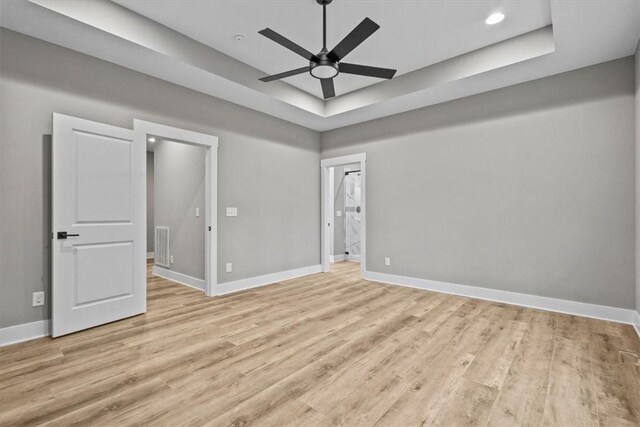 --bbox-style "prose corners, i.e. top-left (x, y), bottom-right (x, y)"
top-left (1, 261), bottom-right (639, 426)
